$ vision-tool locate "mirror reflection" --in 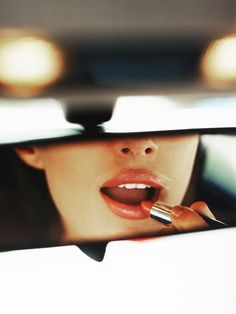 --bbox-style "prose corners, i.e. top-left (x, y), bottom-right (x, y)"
top-left (0, 131), bottom-right (235, 253)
